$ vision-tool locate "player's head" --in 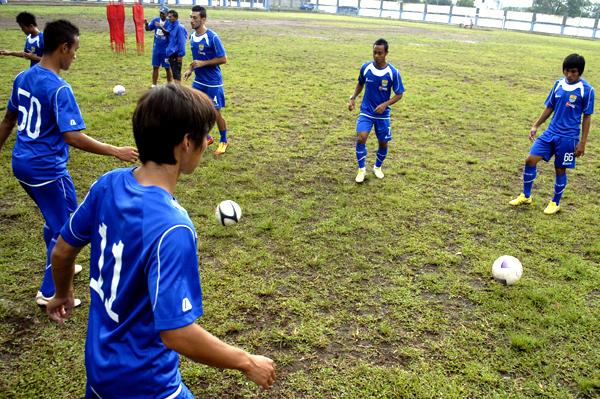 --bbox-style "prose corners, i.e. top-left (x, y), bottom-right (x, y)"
top-left (373, 38), bottom-right (388, 65)
top-left (190, 6), bottom-right (207, 29)
top-left (43, 20), bottom-right (80, 71)
top-left (159, 5), bottom-right (169, 19)
top-left (563, 53), bottom-right (585, 78)
top-left (132, 84), bottom-right (217, 167)
top-left (168, 10), bottom-right (179, 23)
top-left (16, 12), bottom-right (37, 35)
